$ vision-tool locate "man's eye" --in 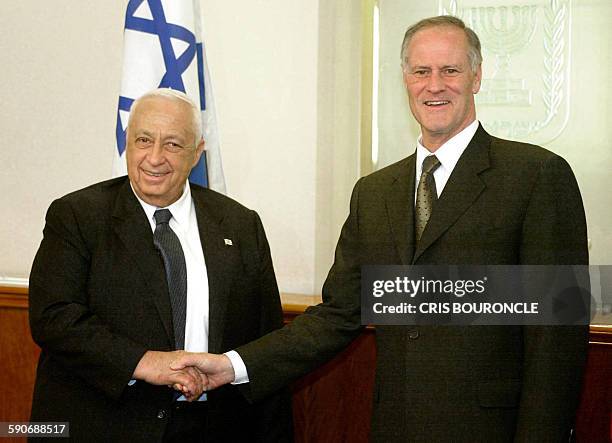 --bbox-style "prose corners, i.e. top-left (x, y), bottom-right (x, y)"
top-left (164, 142), bottom-right (185, 152)
top-left (444, 68), bottom-right (459, 75)
top-left (414, 70), bottom-right (429, 77)
top-left (136, 137), bottom-right (151, 145)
